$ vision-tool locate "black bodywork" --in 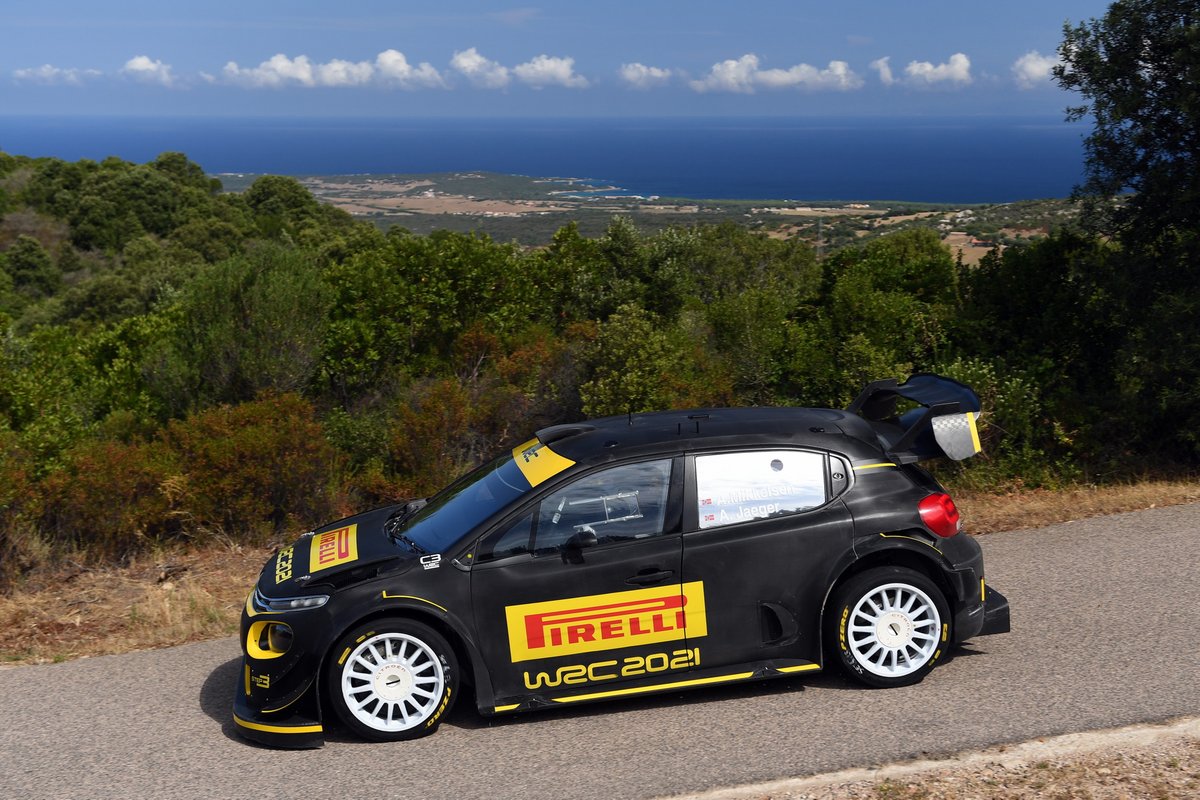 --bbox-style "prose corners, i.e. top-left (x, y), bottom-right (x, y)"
top-left (233, 374), bottom-right (1010, 747)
